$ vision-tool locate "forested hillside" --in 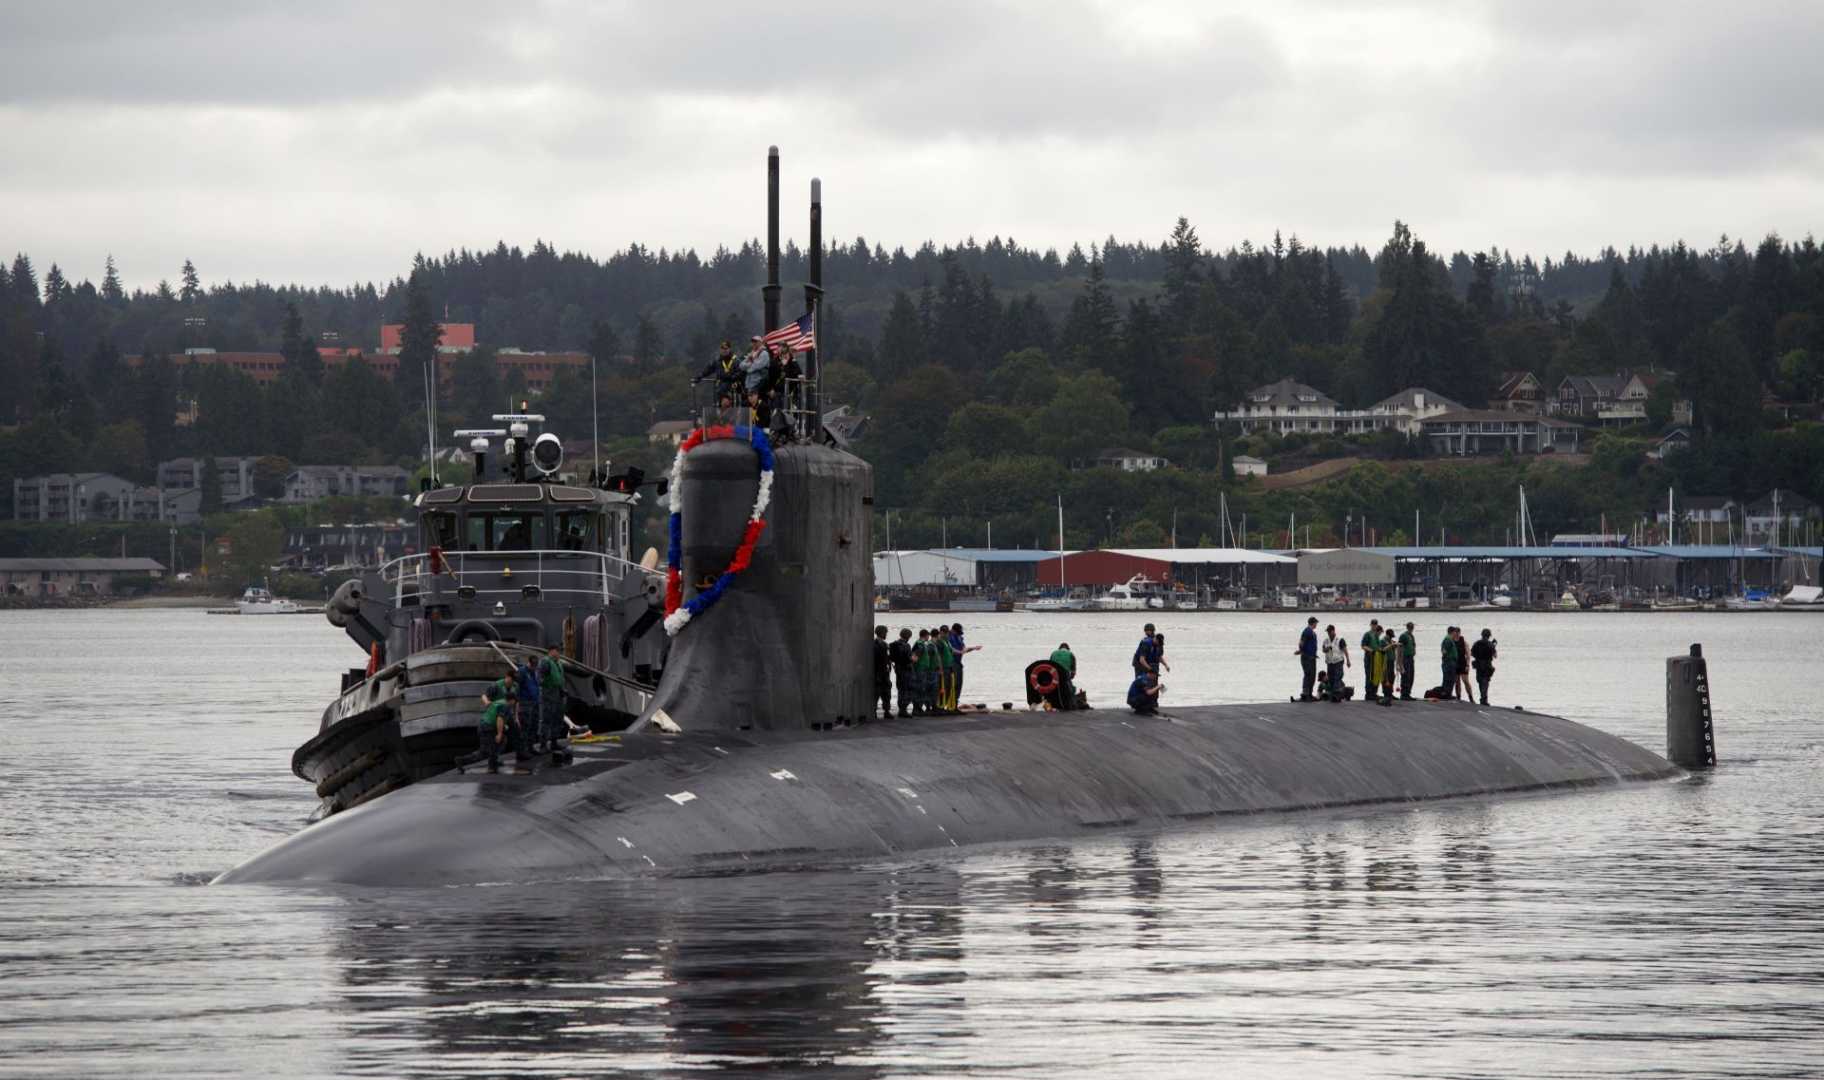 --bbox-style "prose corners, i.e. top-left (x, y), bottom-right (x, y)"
top-left (2, 219), bottom-right (1821, 548)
